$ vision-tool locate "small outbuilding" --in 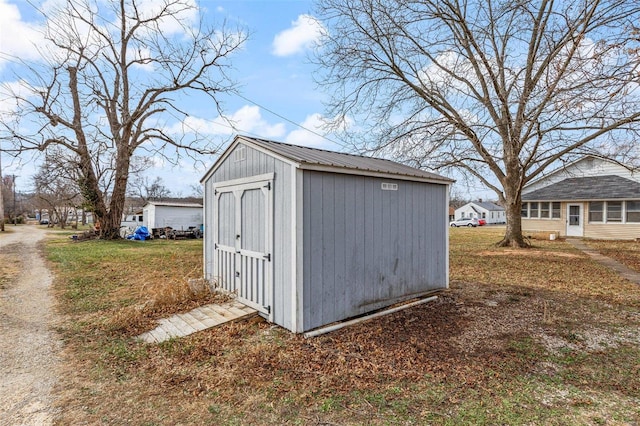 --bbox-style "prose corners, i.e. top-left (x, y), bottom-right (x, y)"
top-left (201, 135), bottom-right (453, 333)
top-left (142, 201), bottom-right (203, 231)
